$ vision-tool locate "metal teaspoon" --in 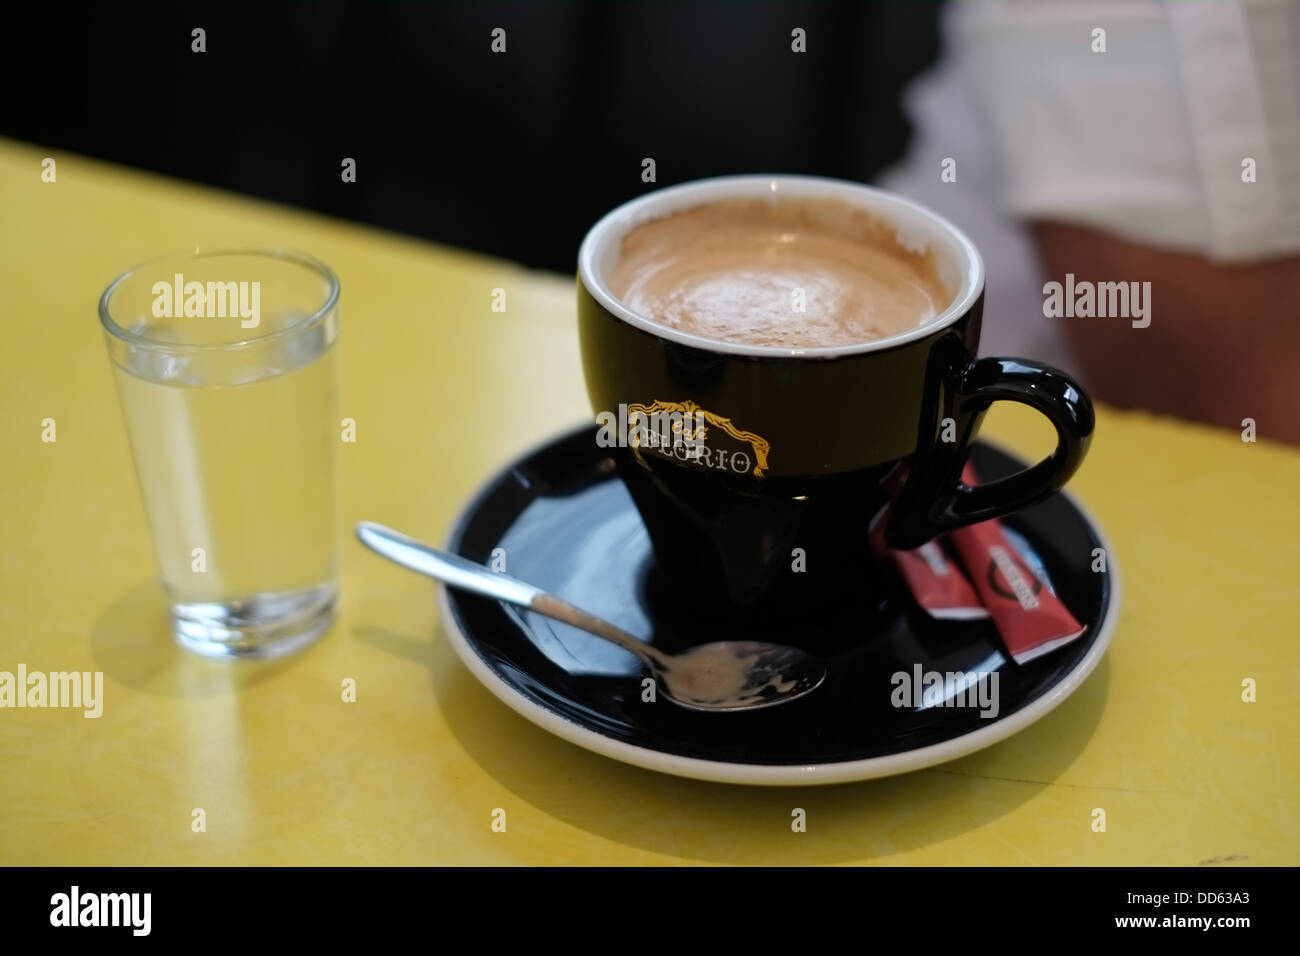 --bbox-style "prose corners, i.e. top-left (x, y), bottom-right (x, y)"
top-left (355, 521), bottom-right (826, 712)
